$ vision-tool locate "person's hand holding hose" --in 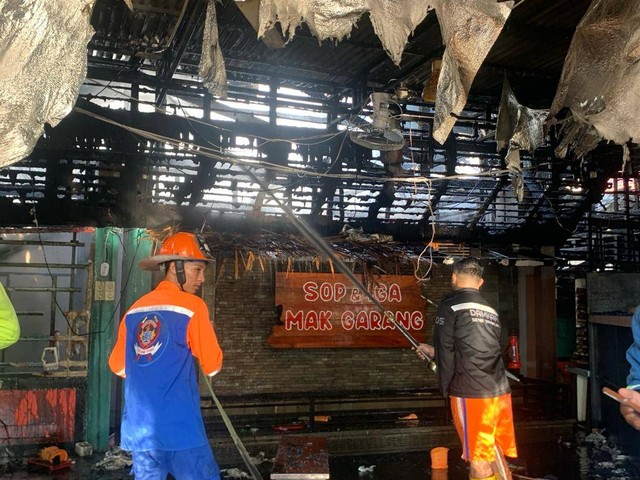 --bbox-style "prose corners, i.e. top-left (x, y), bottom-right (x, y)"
top-left (415, 343), bottom-right (437, 372)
